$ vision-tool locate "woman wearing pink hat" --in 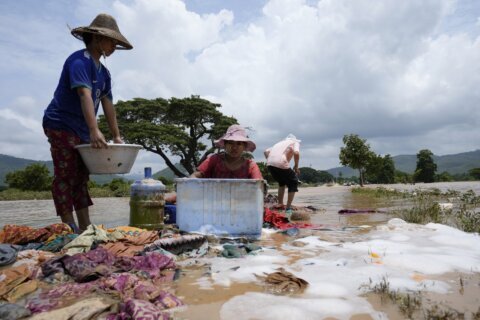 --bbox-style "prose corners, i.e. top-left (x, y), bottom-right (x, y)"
top-left (191, 125), bottom-right (263, 179)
